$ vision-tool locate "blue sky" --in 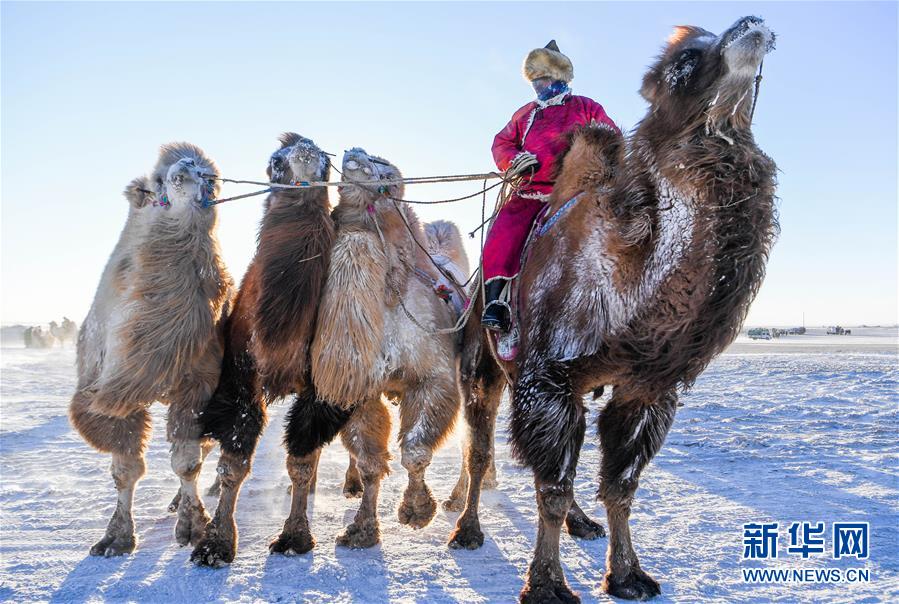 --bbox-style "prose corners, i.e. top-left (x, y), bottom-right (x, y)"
top-left (2, 1), bottom-right (896, 326)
